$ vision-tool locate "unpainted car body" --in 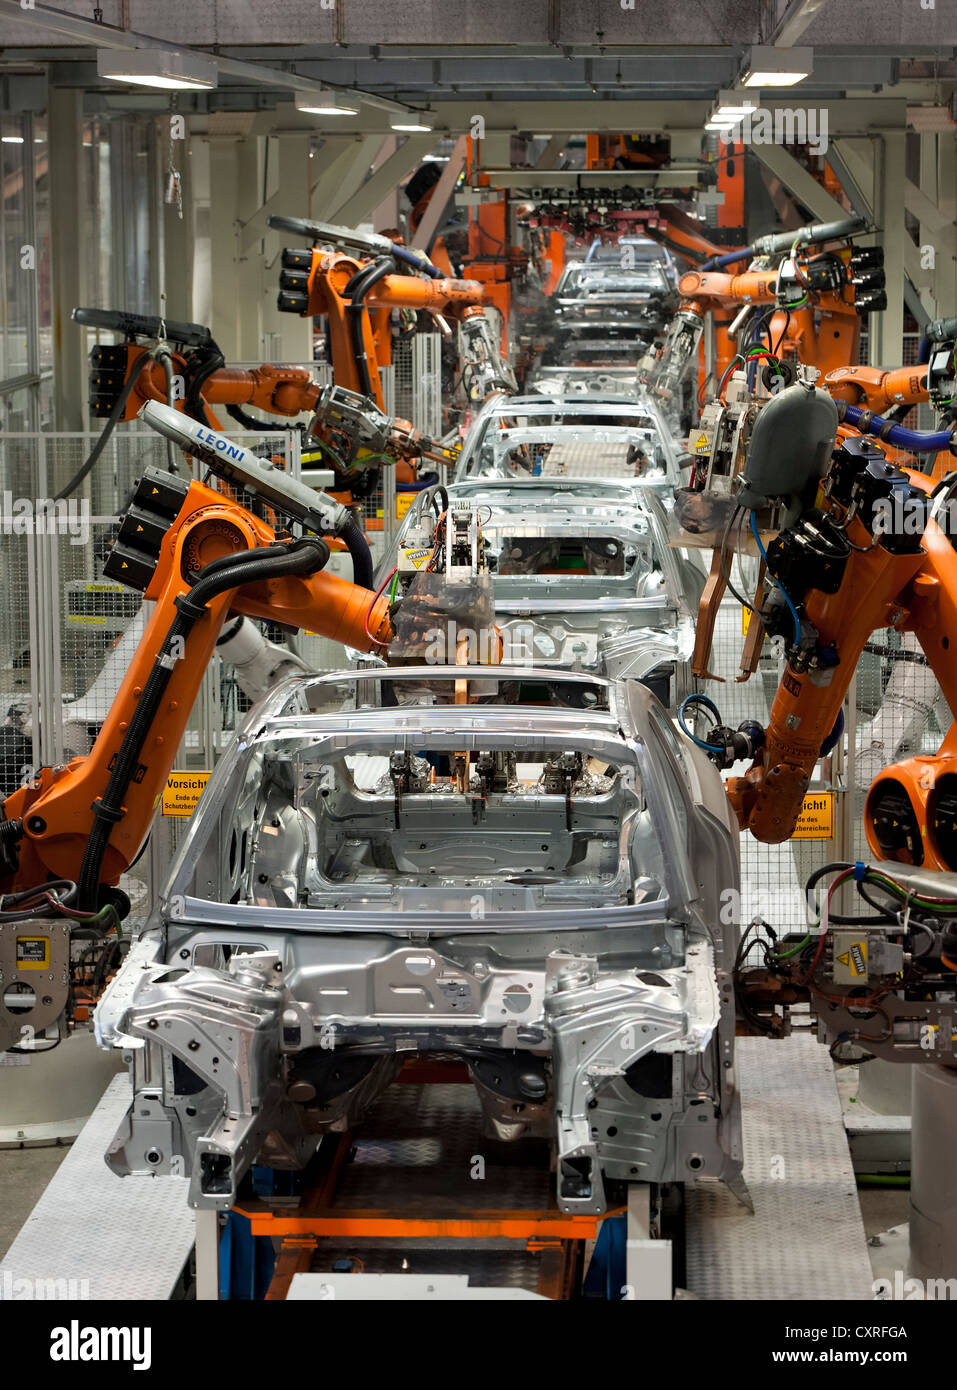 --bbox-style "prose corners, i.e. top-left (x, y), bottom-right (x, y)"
top-left (382, 478), bottom-right (695, 701)
top-left (453, 393), bottom-right (686, 492)
top-left (96, 669), bottom-right (744, 1216)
